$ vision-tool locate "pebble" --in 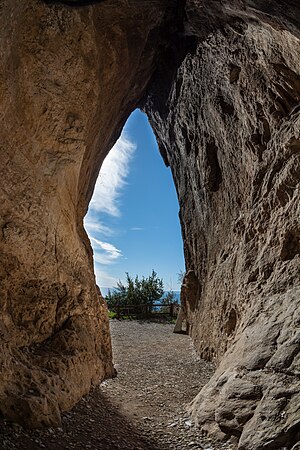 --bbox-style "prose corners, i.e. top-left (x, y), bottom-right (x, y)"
top-left (184, 420), bottom-right (193, 428)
